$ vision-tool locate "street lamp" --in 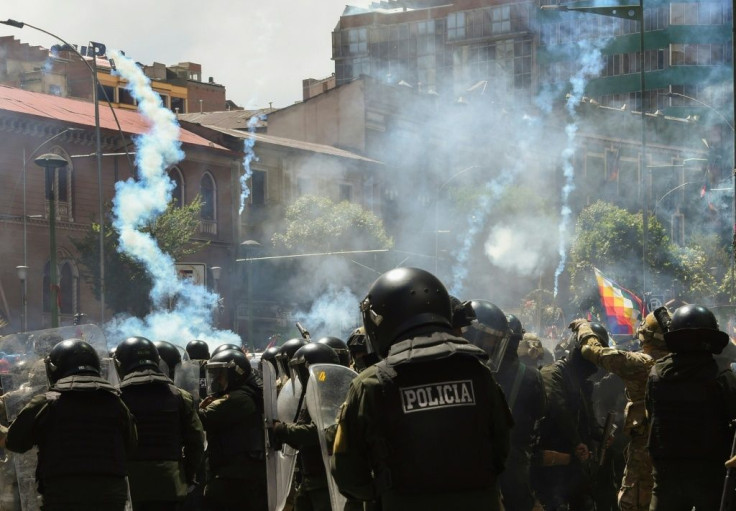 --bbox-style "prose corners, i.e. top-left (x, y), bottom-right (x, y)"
top-left (35, 153), bottom-right (68, 328)
top-left (0, 19), bottom-right (122, 326)
top-left (540, 1), bottom-right (648, 294)
top-left (15, 265), bottom-right (28, 332)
